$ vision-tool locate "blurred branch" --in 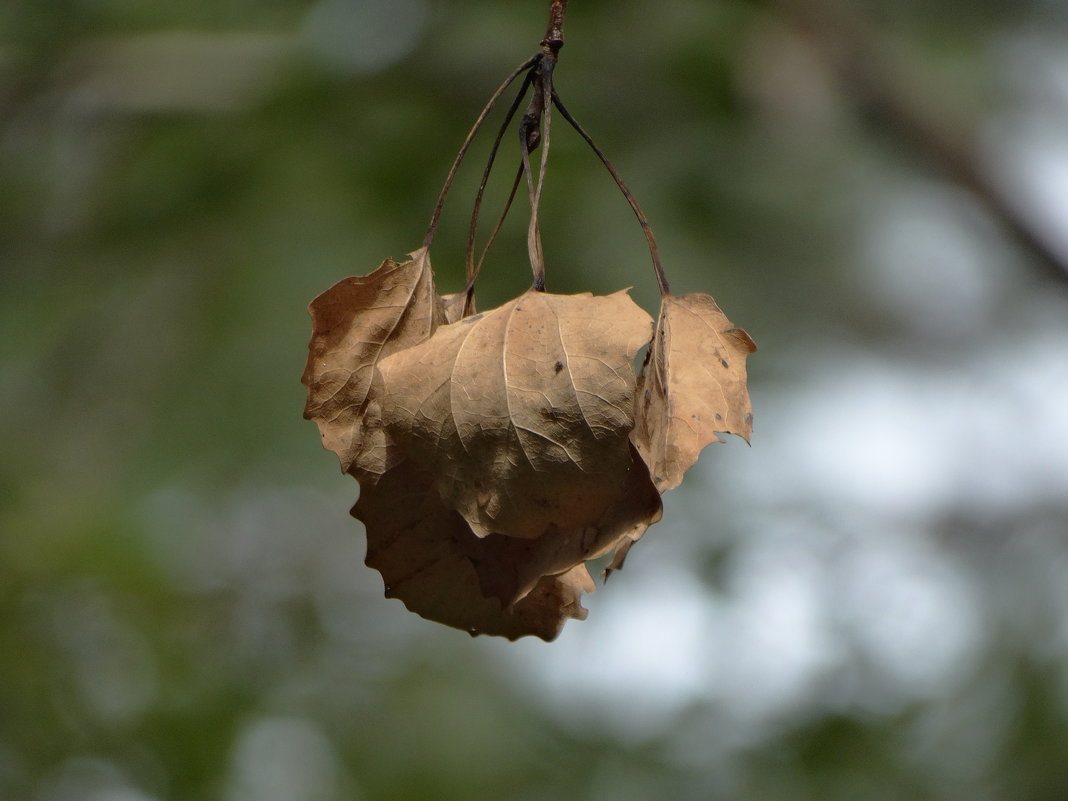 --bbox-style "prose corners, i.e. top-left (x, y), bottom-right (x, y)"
top-left (778, 0), bottom-right (1068, 288)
